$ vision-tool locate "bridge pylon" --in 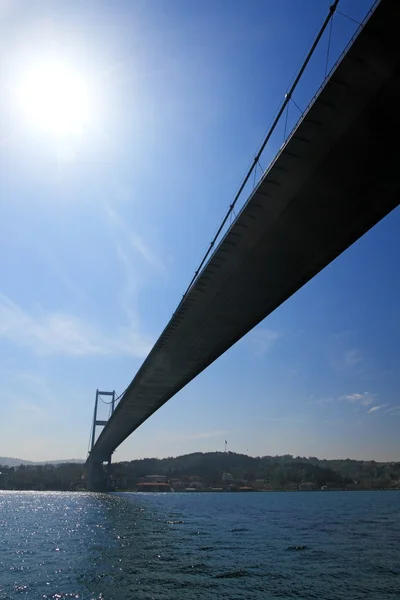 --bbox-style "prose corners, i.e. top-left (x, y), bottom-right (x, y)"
top-left (86, 389), bottom-right (115, 492)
